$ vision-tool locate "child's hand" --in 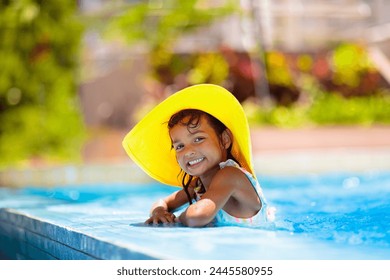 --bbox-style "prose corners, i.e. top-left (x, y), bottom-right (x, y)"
top-left (145, 207), bottom-right (176, 225)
